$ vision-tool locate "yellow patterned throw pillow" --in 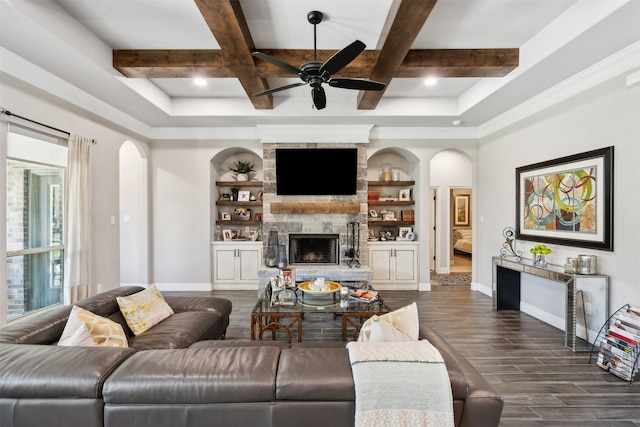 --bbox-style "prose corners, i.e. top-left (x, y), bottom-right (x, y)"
top-left (116, 285), bottom-right (174, 335)
top-left (58, 305), bottom-right (129, 347)
top-left (358, 302), bottom-right (419, 342)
